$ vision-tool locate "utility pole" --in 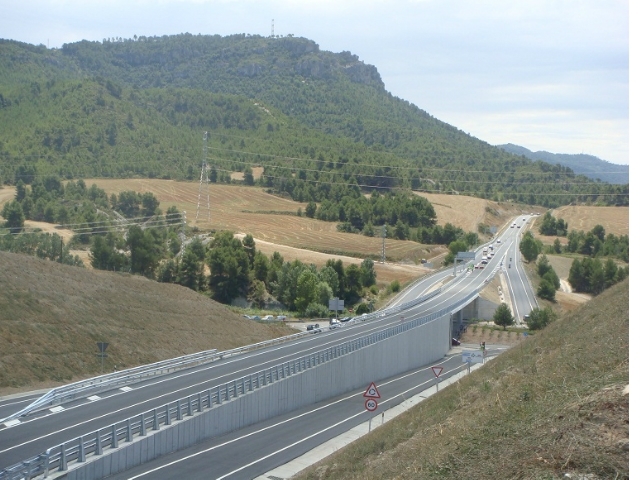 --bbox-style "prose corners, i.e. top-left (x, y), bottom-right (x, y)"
top-left (381, 224), bottom-right (386, 264)
top-left (195, 132), bottom-right (210, 223)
